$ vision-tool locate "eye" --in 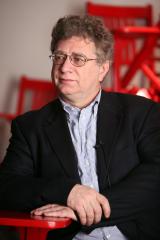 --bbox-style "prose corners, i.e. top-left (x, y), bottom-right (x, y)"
top-left (55, 54), bottom-right (66, 61)
top-left (72, 55), bottom-right (85, 65)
